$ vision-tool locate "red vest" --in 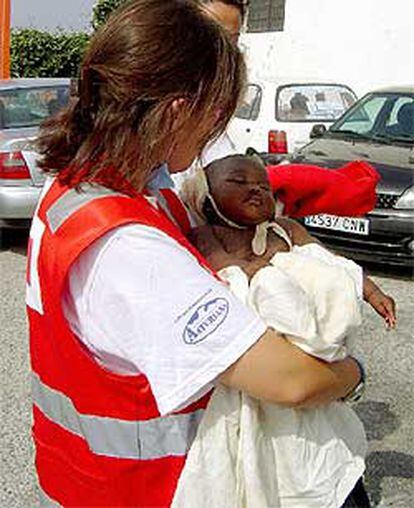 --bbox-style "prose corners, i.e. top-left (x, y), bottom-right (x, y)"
top-left (27, 178), bottom-right (213, 507)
